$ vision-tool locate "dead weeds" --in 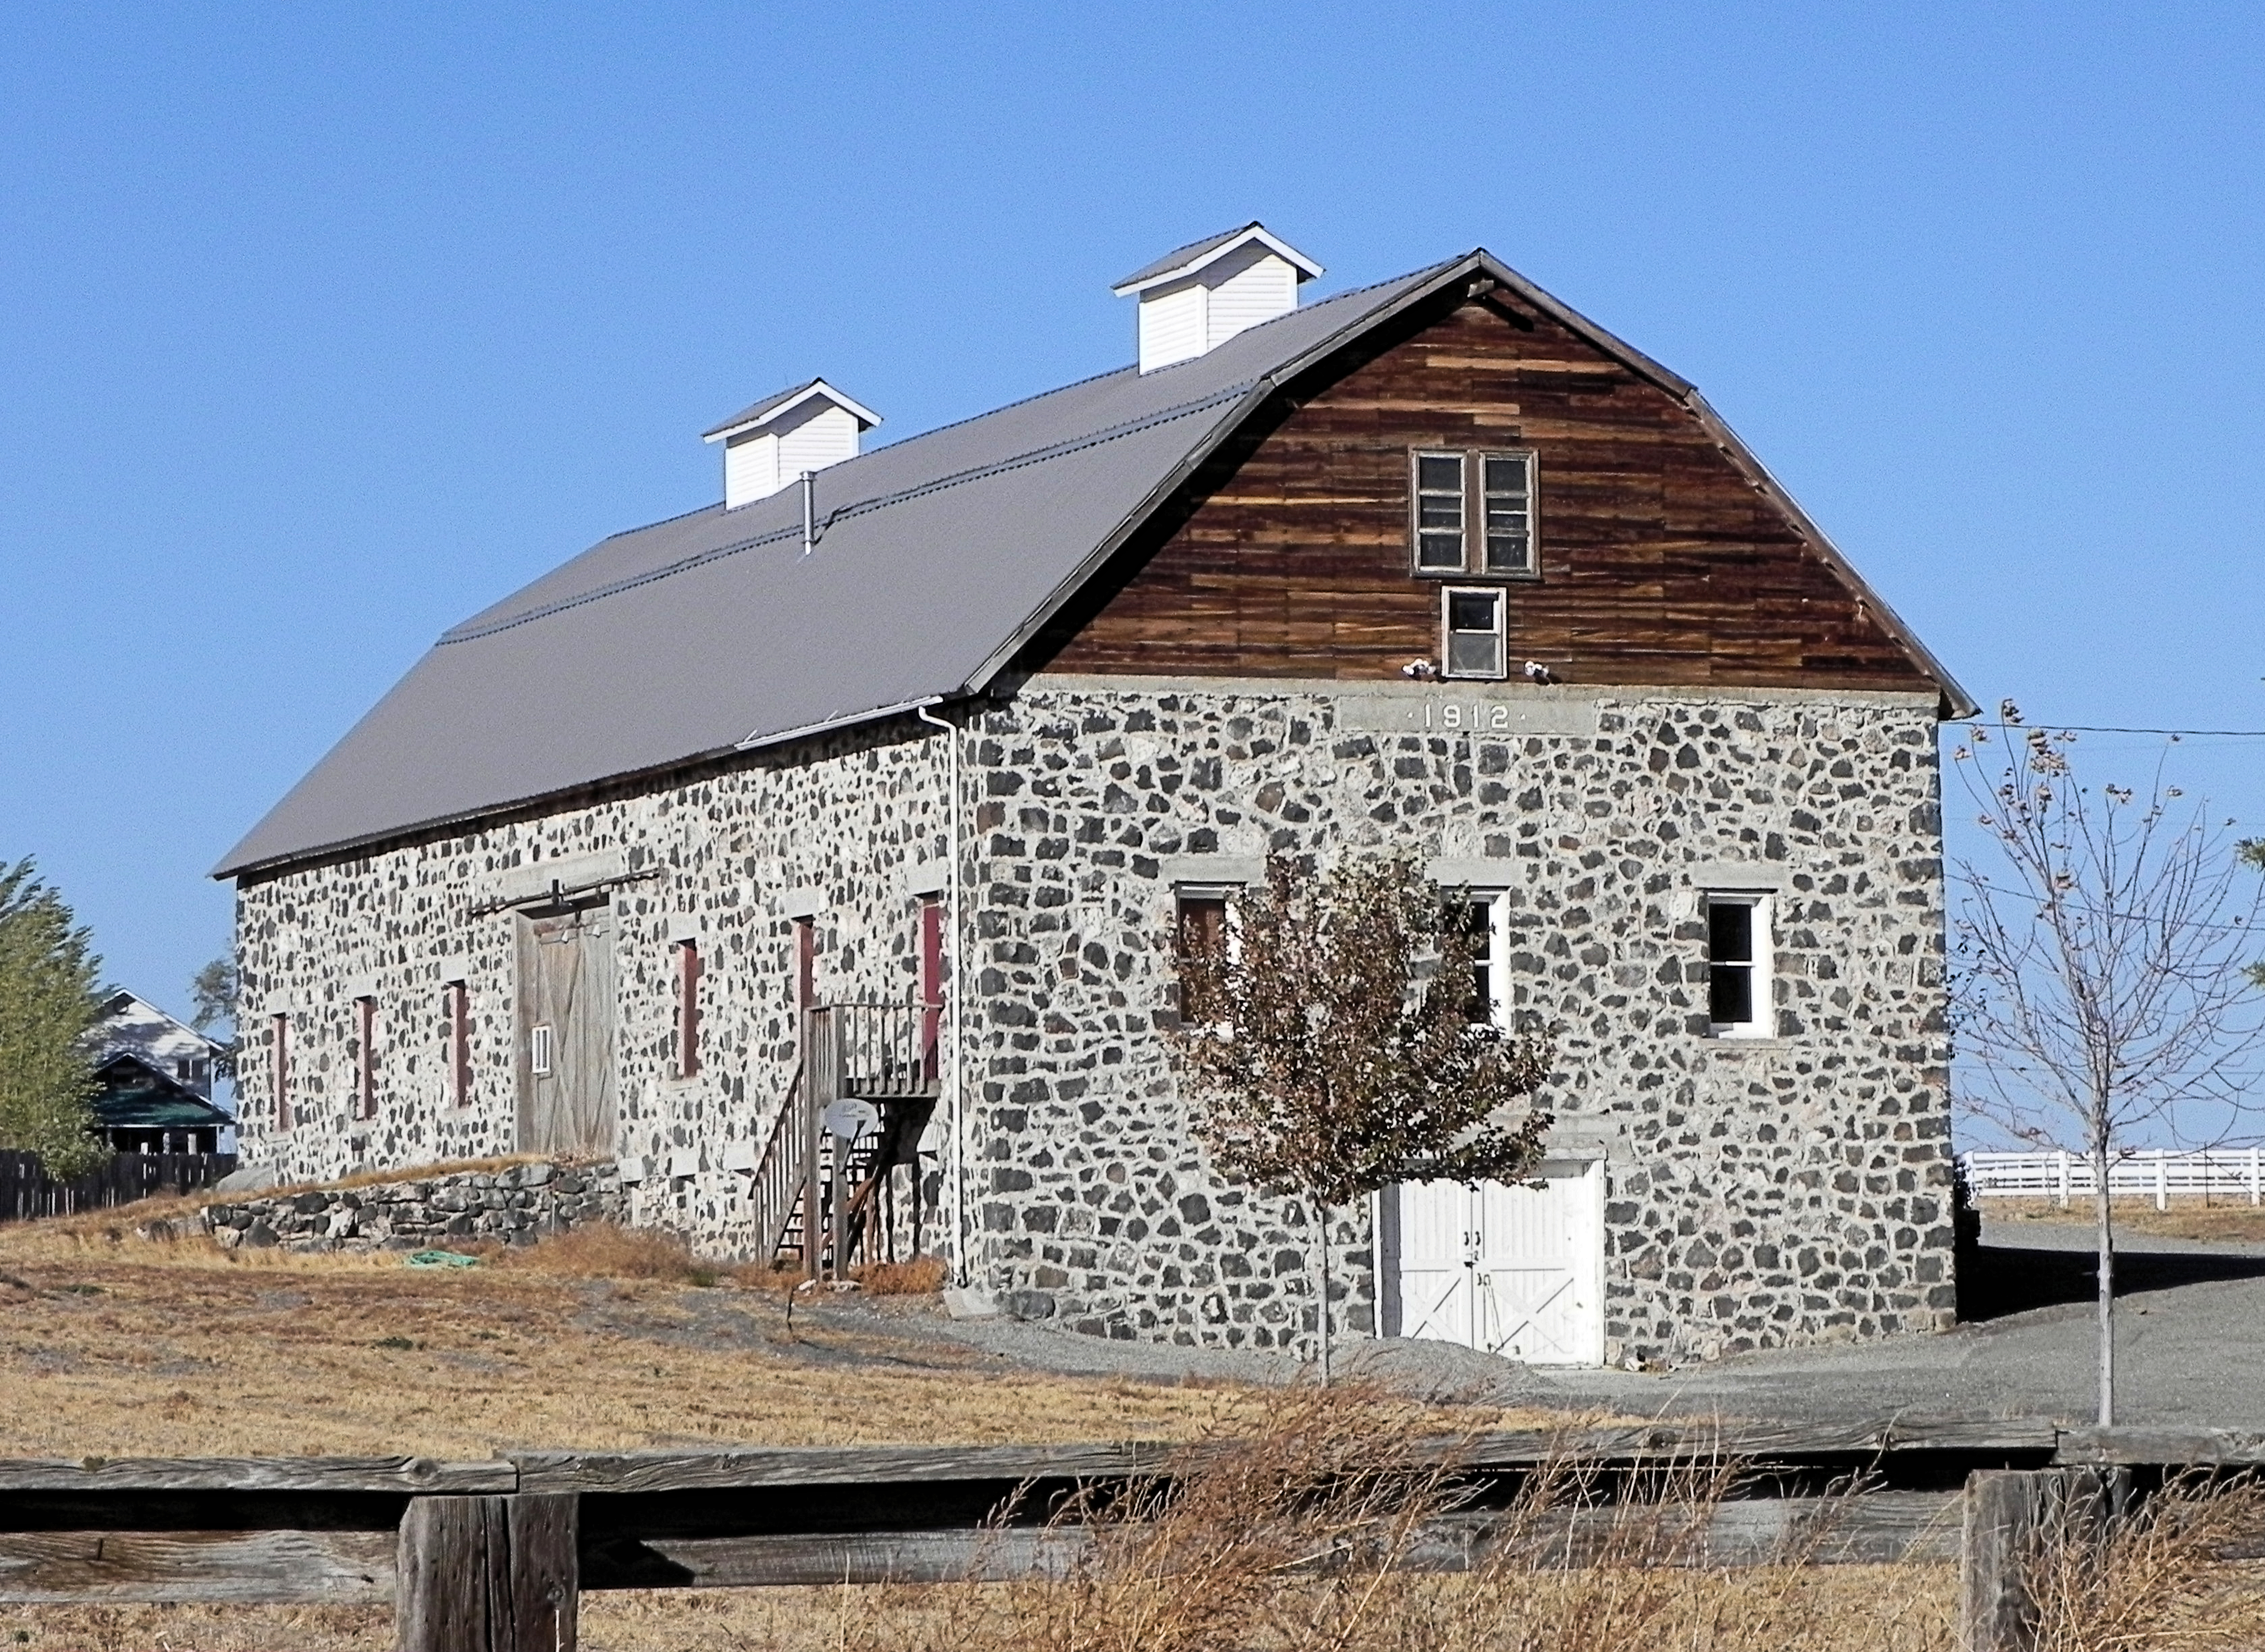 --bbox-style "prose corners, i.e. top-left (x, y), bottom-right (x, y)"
top-left (1988, 1196), bottom-right (2265, 1245)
